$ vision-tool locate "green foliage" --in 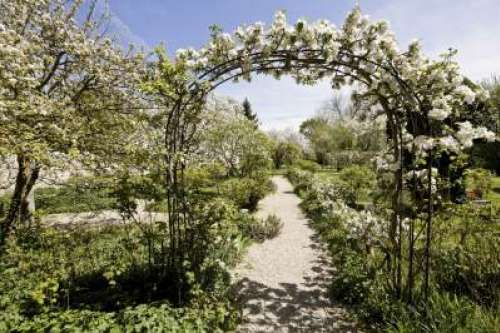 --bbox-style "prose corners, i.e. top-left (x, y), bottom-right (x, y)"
top-left (433, 203), bottom-right (500, 307)
top-left (262, 214), bottom-right (283, 239)
top-left (242, 97), bottom-right (259, 128)
top-left (202, 111), bottom-right (272, 178)
top-left (34, 176), bottom-right (117, 214)
top-left (186, 163), bottom-right (226, 189)
top-left (299, 116), bottom-right (386, 167)
top-left (385, 293), bottom-right (500, 333)
top-left (465, 168), bottom-right (493, 199)
top-left (0, 200), bottom-right (246, 331)
top-left (470, 142), bottom-right (500, 175)
top-left (238, 214), bottom-right (283, 242)
top-left (111, 173), bottom-right (166, 216)
top-left (221, 177), bottom-right (274, 211)
top-left (466, 75), bottom-right (500, 175)
top-left (339, 165), bottom-right (376, 203)
top-left (477, 75), bottom-right (500, 133)
top-left (286, 168), bottom-right (314, 196)
top-left (272, 141), bottom-right (302, 169)
top-left (288, 168), bottom-right (356, 207)
top-left (486, 176), bottom-right (500, 206)
top-left (0, 301), bottom-right (237, 332)
top-left (0, 193), bottom-right (9, 218)
top-left (293, 159), bottom-right (321, 173)
top-left (330, 251), bottom-right (372, 305)
top-left (299, 118), bottom-right (338, 165)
